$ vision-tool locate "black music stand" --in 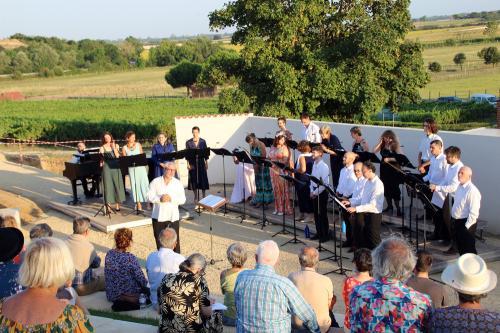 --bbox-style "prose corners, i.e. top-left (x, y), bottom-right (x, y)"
top-left (233, 149), bottom-right (255, 223)
top-left (94, 154), bottom-right (117, 219)
top-left (157, 151), bottom-right (185, 163)
top-left (210, 148), bottom-right (234, 215)
top-left (271, 161), bottom-right (293, 238)
top-left (183, 148), bottom-right (211, 214)
top-left (258, 137), bottom-right (275, 148)
top-left (252, 156), bottom-right (273, 229)
top-left (120, 153), bottom-right (148, 216)
top-left (355, 151), bottom-right (381, 163)
top-left (280, 174), bottom-right (306, 247)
